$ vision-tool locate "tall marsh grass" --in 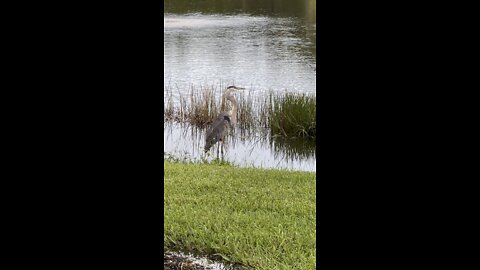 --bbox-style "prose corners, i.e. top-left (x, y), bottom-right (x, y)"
top-left (164, 85), bottom-right (316, 139)
top-left (164, 85), bottom-right (219, 128)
